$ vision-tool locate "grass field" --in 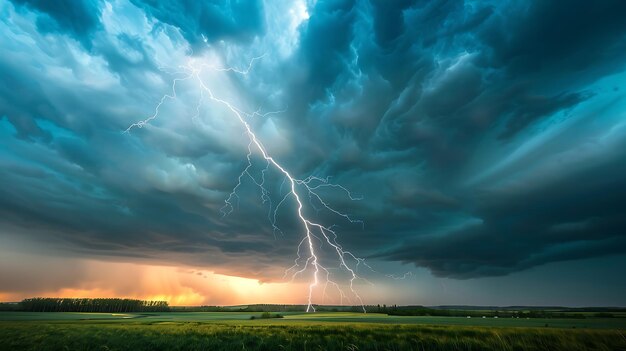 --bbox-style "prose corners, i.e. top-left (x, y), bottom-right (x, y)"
top-left (1, 312), bottom-right (625, 350)
top-left (3, 311), bottom-right (626, 329)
